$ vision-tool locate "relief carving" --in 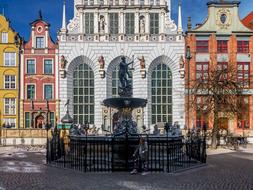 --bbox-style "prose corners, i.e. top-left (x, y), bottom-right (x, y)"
top-left (67, 13), bottom-right (80, 32)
